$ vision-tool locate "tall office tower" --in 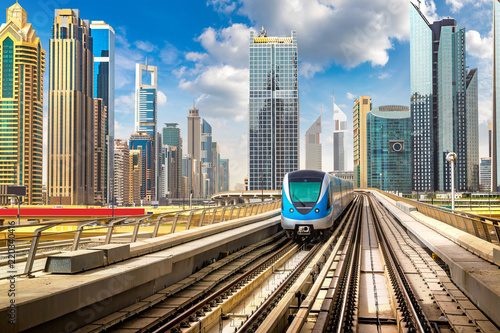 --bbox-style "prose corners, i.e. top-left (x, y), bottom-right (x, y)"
top-left (201, 119), bottom-right (213, 197)
top-left (353, 96), bottom-right (371, 188)
top-left (129, 149), bottom-right (142, 206)
top-left (93, 99), bottom-right (107, 204)
top-left (167, 146), bottom-right (179, 201)
top-left (411, 3), bottom-right (476, 192)
top-left (162, 123), bottom-right (182, 198)
top-left (113, 139), bottom-right (130, 206)
top-left (249, 28), bottom-right (299, 190)
top-left (48, 9), bottom-right (94, 205)
top-left (466, 69), bottom-right (479, 192)
top-left (305, 115), bottom-right (322, 171)
top-left (489, 123), bottom-right (493, 158)
top-left (494, 0), bottom-right (500, 191)
top-left (135, 62), bottom-right (157, 200)
top-left (187, 103), bottom-right (201, 161)
top-left (159, 144), bottom-right (170, 201)
top-left (182, 155), bottom-right (193, 198)
top-left (212, 142), bottom-right (220, 192)
top-left (479, 158), bottom-right (492, 191)
top-left (129, 131), bottom-right (154, 201)
top-left (0, 2), bottom-right (45, 204)
top-left (333, 104), bottom-right (348, 172)
top-left (90, 21), bottom-right (115, 204)
top-left (221, 159), bottom-right (229, 191)
top-left (366, 106), bottom-right (412, 194)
